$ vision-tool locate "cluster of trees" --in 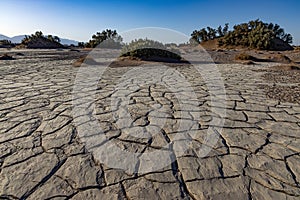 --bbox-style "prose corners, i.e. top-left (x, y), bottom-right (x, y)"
top-left (191, 23), bottom-right (229, 43)
top-left (219, 19), bottom-right (292, 49)
top-left (191, 19), bottom-right (293, 50)
top-left (21, 31), bottom-right (61, 44)
top-left (80, 29), bottom-right (123, 48)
